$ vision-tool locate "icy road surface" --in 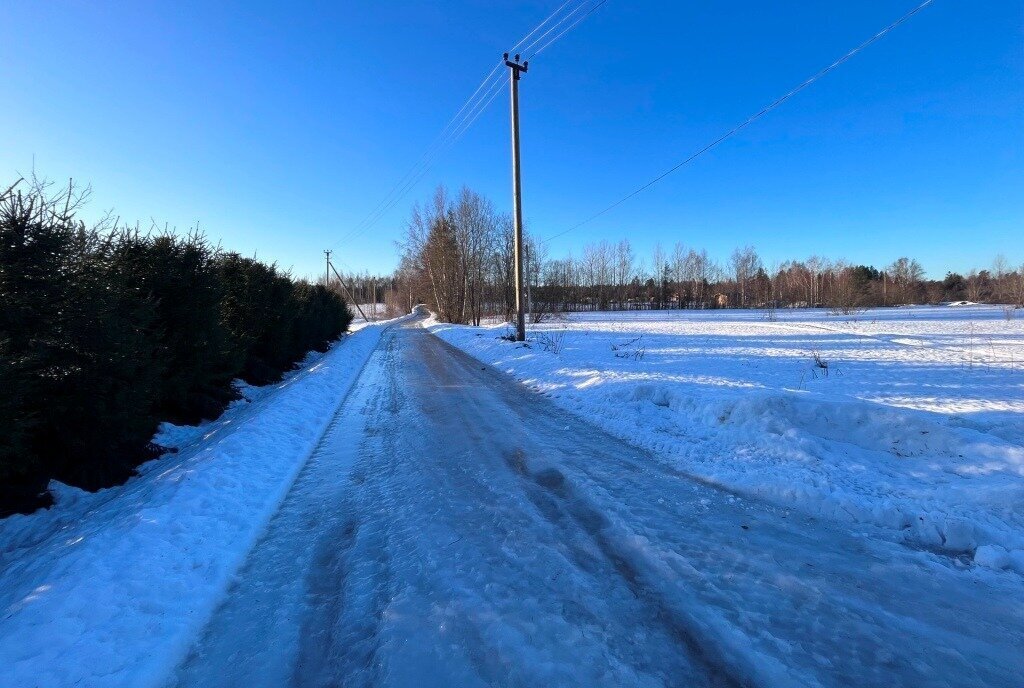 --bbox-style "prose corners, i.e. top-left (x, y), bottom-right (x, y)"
top-left (173, 316), bottom-right (1023, 688)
